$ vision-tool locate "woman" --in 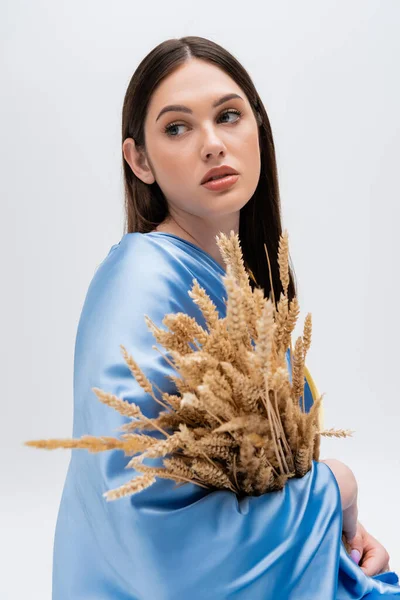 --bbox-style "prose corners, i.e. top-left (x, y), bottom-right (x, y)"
top-left (52, 36), bottom-right (399, 598)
